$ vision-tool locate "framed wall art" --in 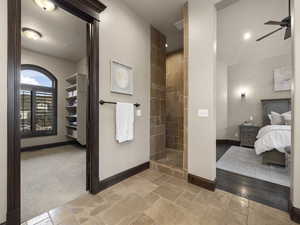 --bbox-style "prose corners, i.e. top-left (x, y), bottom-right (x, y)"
top-left (111, 60), bottom-right (133, 95)
top-left (274, 67), bottom-right (292, 92)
